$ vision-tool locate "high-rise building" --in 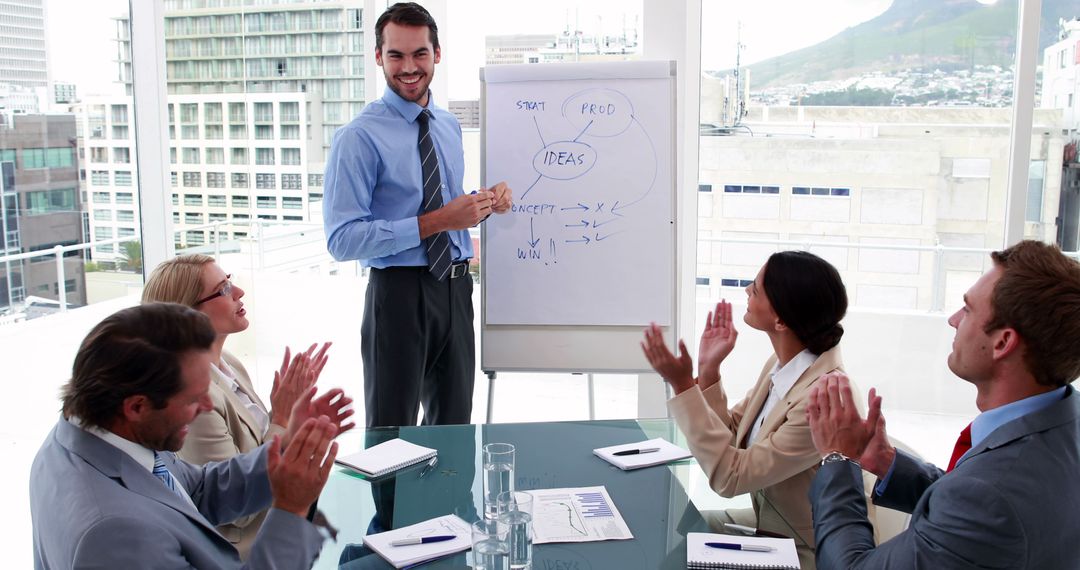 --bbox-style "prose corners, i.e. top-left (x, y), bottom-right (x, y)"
top-left (0, 114), bottom-right (86, 314)
top-left (98, 0), bottom-right (368, 254)
top-left (485, 29), bottom-right (639, 66)
top-left (0, 0), bottom-right (48, 91)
